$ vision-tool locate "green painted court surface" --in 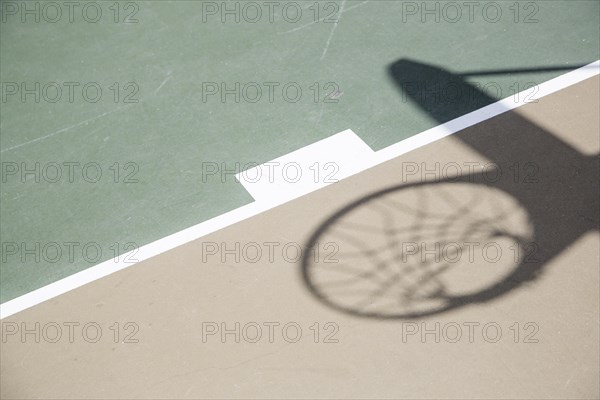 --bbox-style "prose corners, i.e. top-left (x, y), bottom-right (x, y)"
top-left (1, 0), bottom-right (599, 302)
